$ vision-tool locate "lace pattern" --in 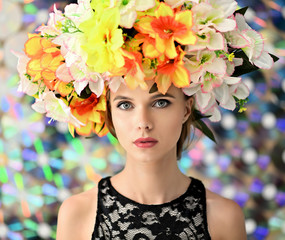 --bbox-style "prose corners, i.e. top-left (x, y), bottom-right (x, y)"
top-left (92, 176), bottom-right (211, 240)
